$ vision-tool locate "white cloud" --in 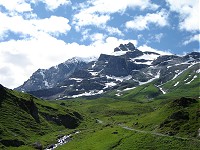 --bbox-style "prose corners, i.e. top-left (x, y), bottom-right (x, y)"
top-left (73, 0), bottom-right (159, 30)
top-left (166, 0), bottom-right (199, 32)
top-left (0, 0), bottom-right (71, 13)
top-left (138, 44), bottom-right (172, 55)
top-left (78, 0), bottom-right (158, 14)
top-left (0, 0), bottom-right (32, 13)
top-left (81, 27), bottom-right (123, 42)
top-left (104, 26), bottom-right (124, 36)
top-left (0, 12), bottom-right (71, 38)
top-left (125, 9), bottom-right (169, 30)
top-left (36, 0), bottom-right (71, 11)
top-left (183, 34), bottom-right (200, 45)
top-left (89, 33), bottom-right (106, 42)
top-left (31, 16), bottom-right (71, 36)
top-left (73, 13), bottom-right (110, 31)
